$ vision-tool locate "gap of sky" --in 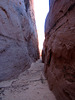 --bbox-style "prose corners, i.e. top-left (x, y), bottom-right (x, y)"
top-left (33, 0), bottom-right (49, 55)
